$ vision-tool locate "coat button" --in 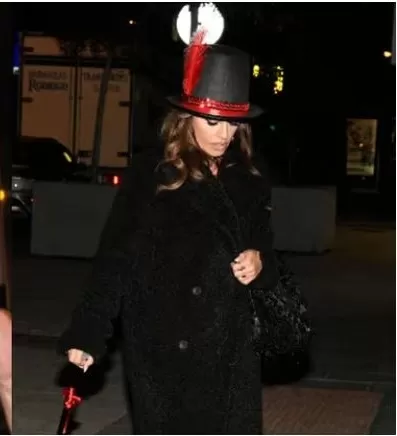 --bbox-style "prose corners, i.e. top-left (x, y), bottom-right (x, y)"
top-left (178, 340), bottom-right (189, 351)
top-left (192, 286), bottom-right (202, 296)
